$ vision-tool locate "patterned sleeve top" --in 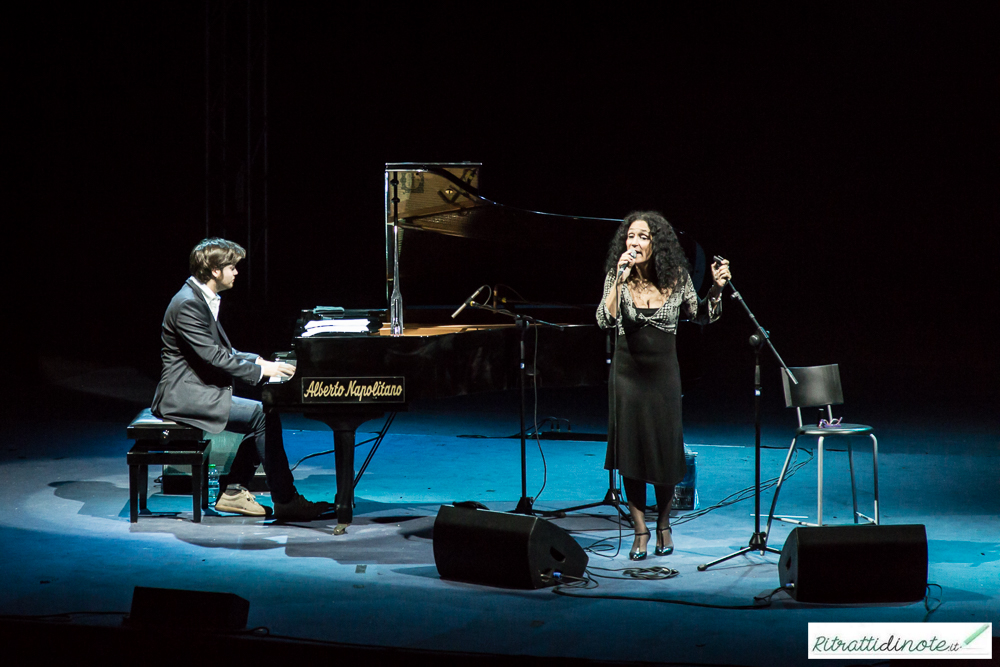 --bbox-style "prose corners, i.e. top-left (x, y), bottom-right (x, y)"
top-left (596, 269), bottom-right (721, 335)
